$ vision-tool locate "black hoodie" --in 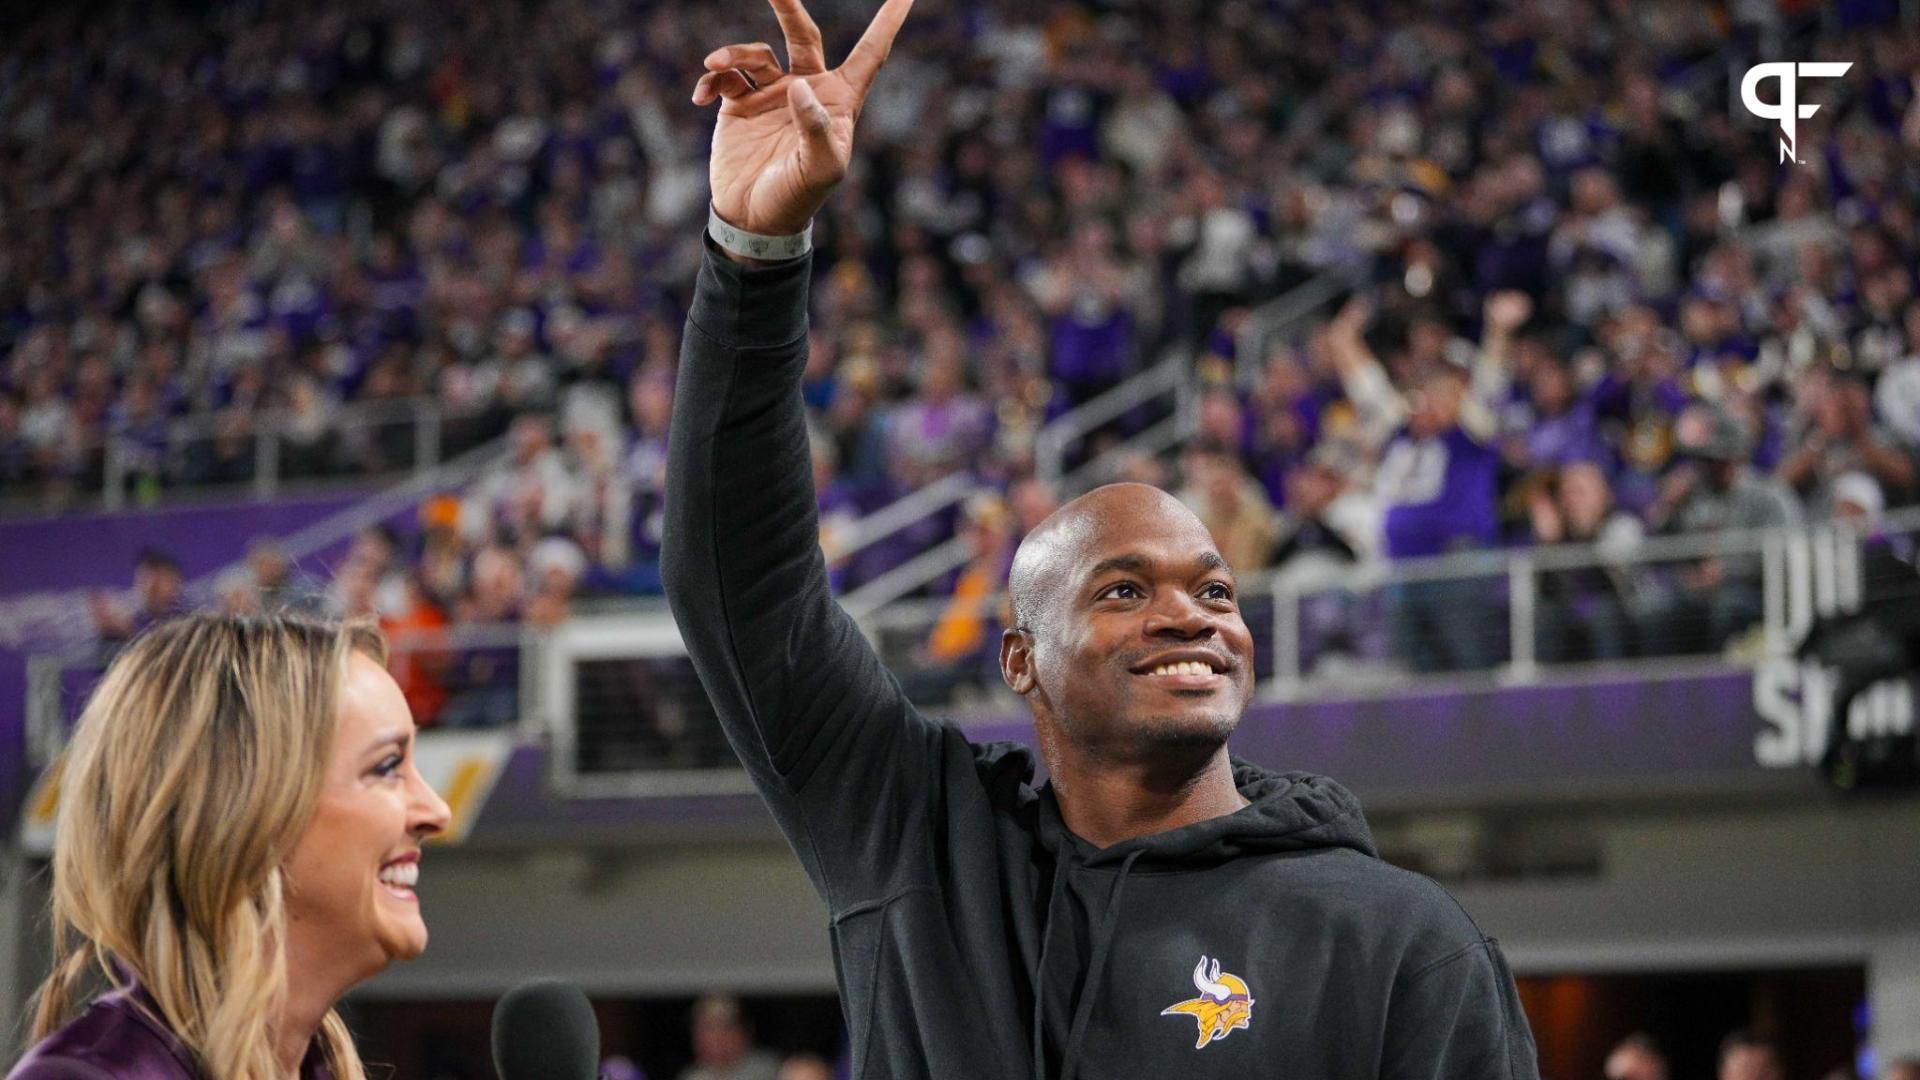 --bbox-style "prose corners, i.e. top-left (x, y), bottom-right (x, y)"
top-left (663, 243), bottom-right (1541, 1079)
